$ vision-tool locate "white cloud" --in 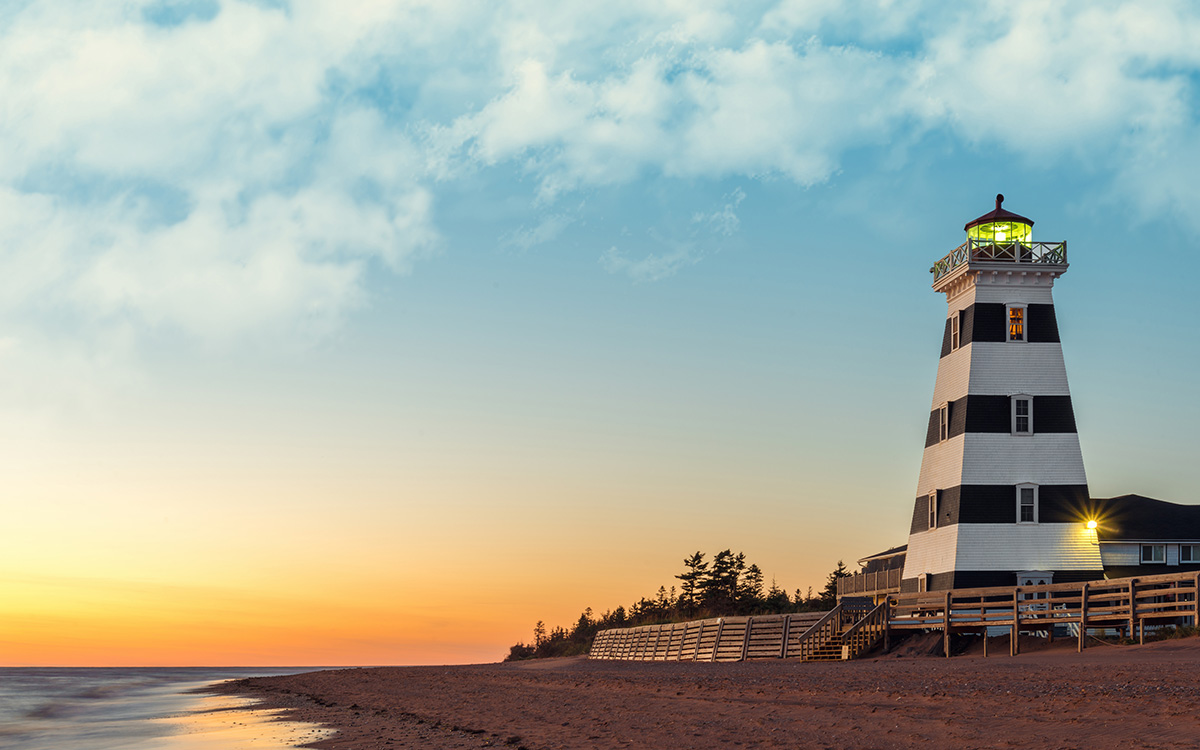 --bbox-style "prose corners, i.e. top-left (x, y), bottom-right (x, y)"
top-left (601, 242), bottom-right (700, 283)
top-left (692, 187), bottom-right (745, 237)
top-left (3, 0), bottom-right (1200, 360)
